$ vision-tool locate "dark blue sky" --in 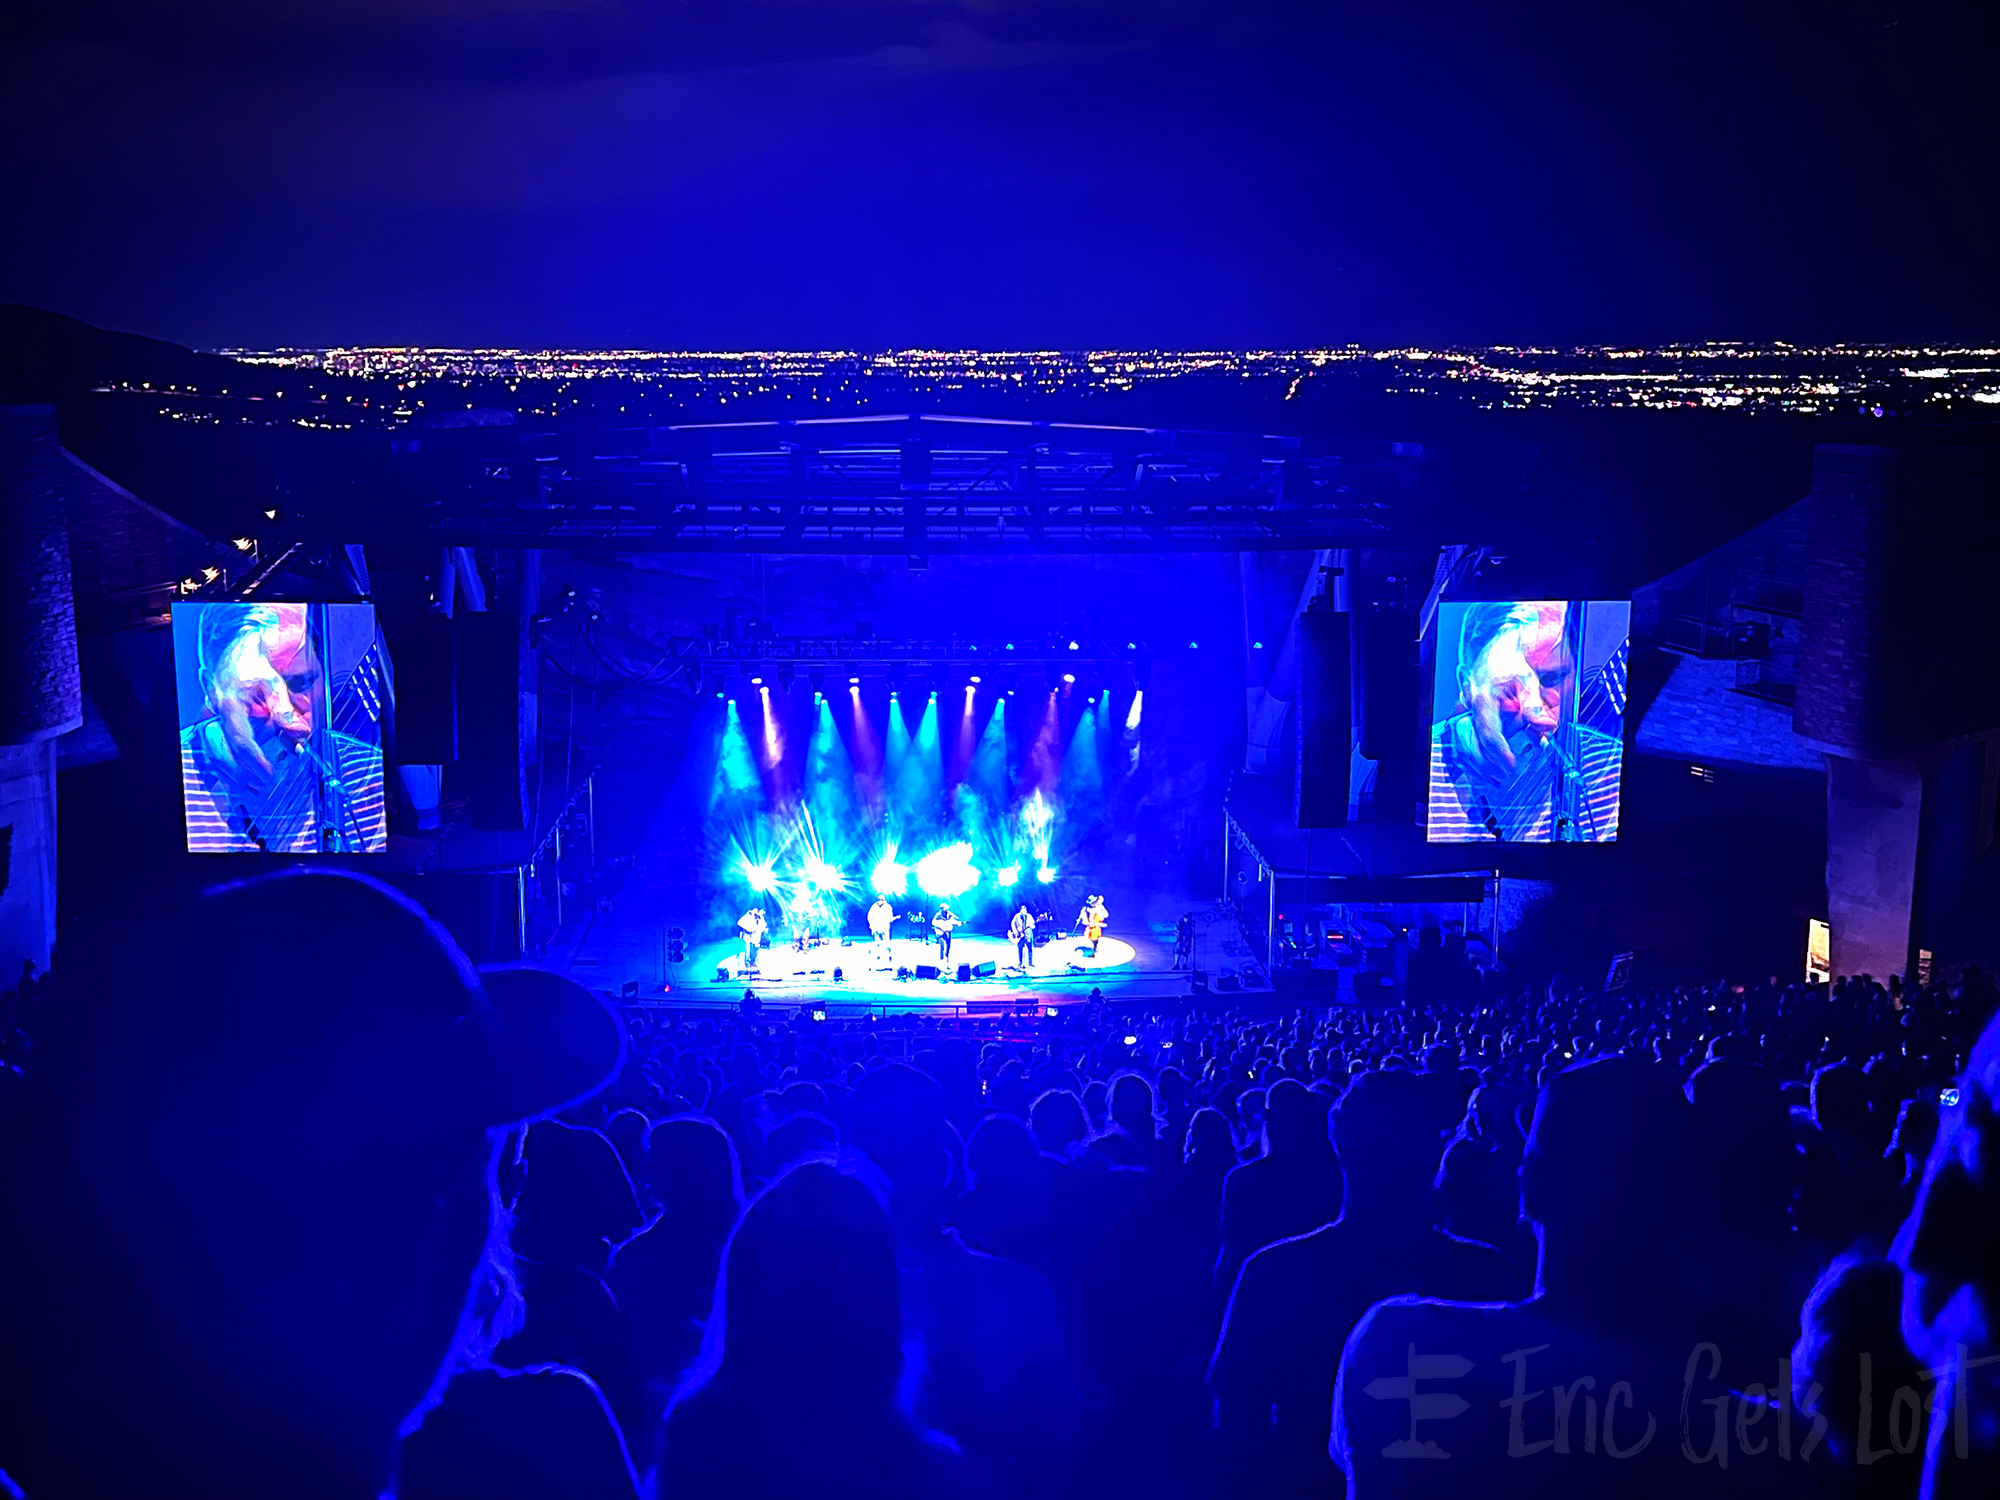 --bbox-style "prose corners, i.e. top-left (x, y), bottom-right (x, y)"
top-left (3, 1), bottom-right (1991, 349)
